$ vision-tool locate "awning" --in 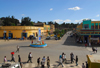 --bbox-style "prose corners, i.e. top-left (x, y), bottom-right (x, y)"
top-left (90, 38), bottom-right (99, 40)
